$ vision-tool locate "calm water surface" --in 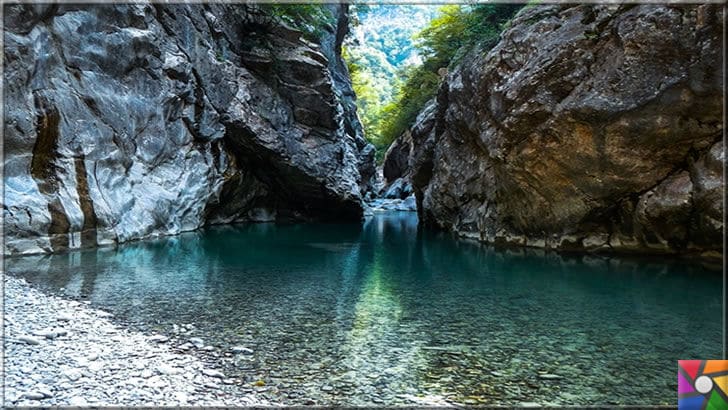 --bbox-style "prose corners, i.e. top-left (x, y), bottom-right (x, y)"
top-left (6, 212), bottom-right (723, 406)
